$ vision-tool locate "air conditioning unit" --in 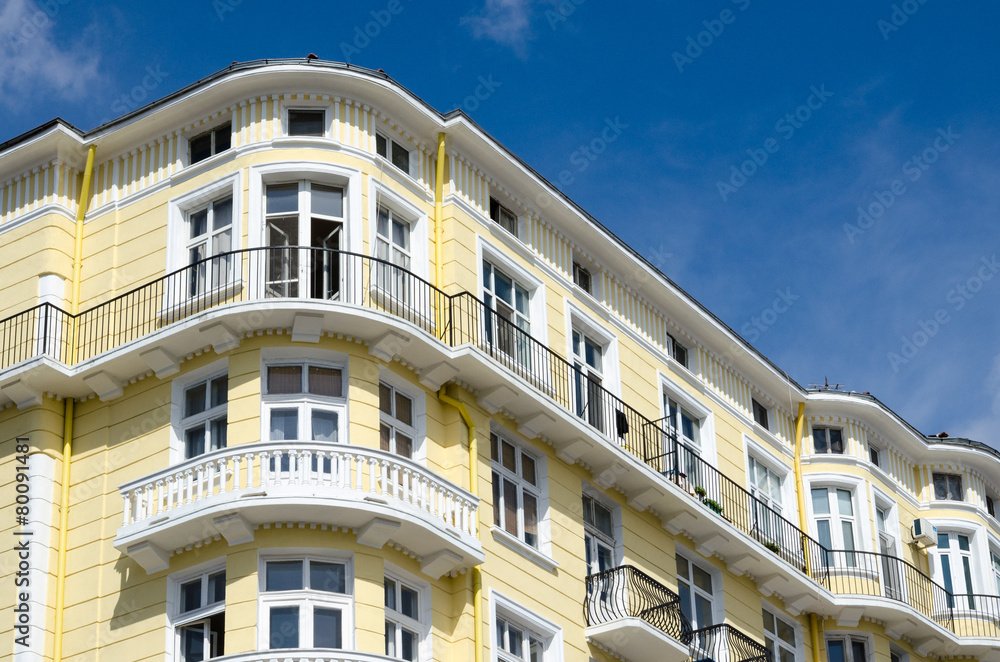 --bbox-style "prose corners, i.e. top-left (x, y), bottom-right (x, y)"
top-left (910, 518), bottom-right (937, 547)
